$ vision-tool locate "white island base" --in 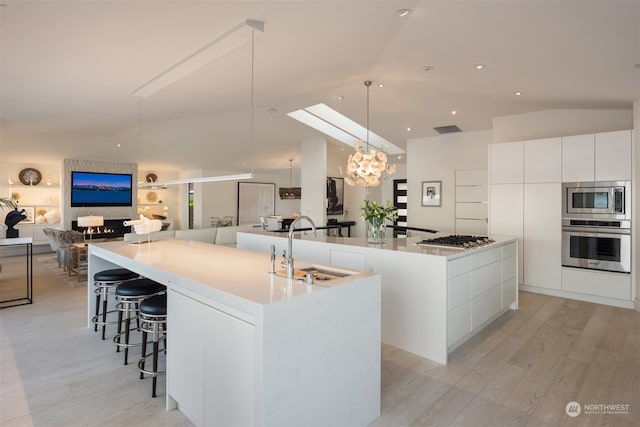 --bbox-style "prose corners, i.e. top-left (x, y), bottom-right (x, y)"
top-left (238, 231), bottom-right (519, 365)
top-left (88, 239), bottom-right (381, 427)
